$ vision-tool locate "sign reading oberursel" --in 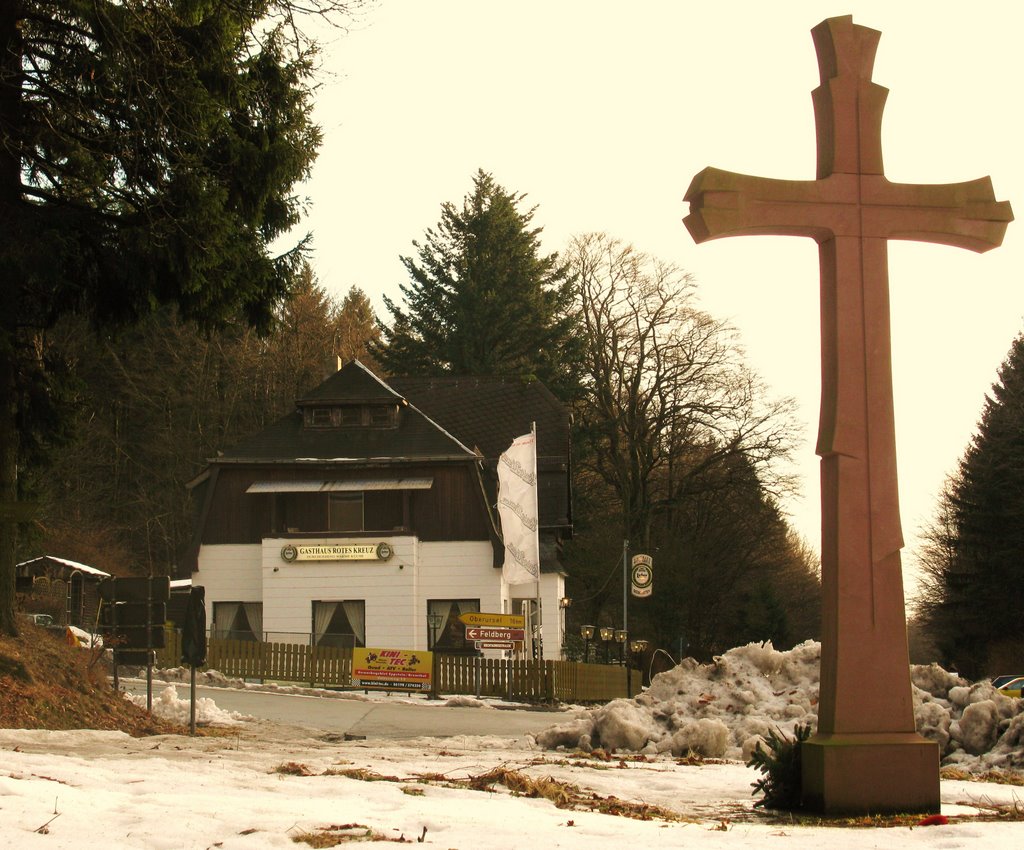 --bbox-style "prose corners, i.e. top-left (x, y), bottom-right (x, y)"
top-left (458, 612), bottom-right (525, 629)
top-left (280, 542), bottom-right (393, 563)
